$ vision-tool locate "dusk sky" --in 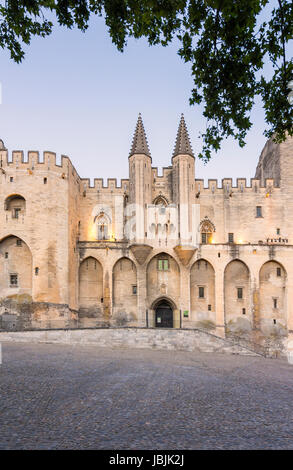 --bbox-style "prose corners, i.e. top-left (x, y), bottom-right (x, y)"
top-left (0, 13), bottom-right (290, 184)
